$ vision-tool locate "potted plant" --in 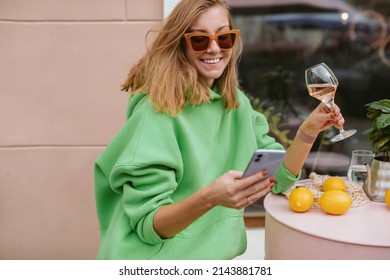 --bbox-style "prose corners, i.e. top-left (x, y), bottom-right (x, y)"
top-left (365, 99), bottom-right (390, 162)
top-left (364, 99), bottom-right (390, 202)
